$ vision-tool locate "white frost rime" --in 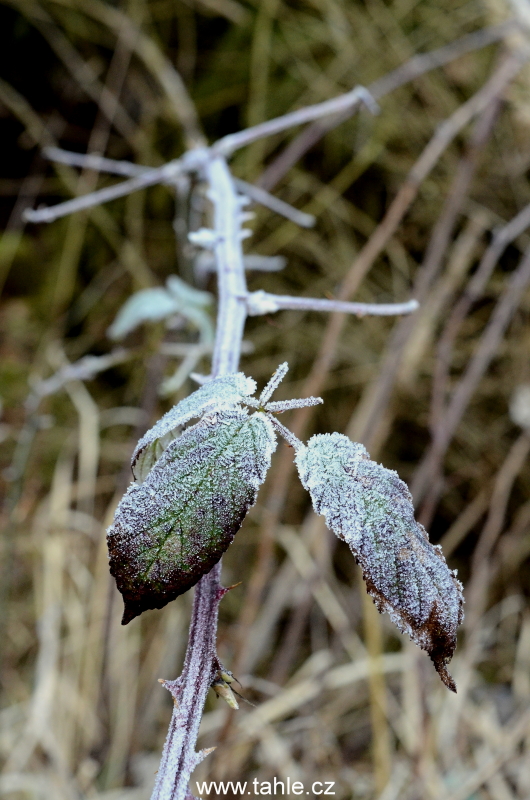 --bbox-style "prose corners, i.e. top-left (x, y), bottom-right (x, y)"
top-left (259, 361), bottom-right (289, 405)
top-left (131, 365), bottom-right (322, 481)
top-left (295, 433), bottom-right (464, 691)
top-left (109, 408), bottom-right (277, 623)
top-left (131, 372), bottom-right (256, 481)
